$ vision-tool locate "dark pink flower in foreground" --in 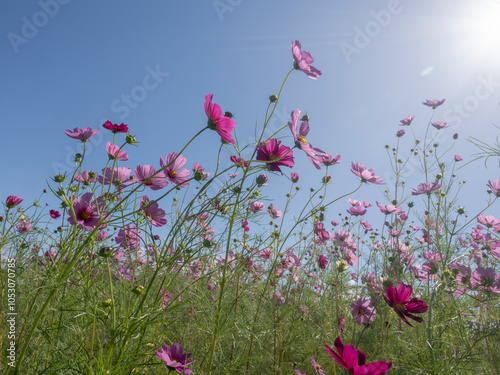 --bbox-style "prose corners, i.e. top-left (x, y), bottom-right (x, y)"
top-left (423, 99), bottom-right (445, 109)
top-left (67, 193), bottom-right (103, 231)
top-left (487, 180), bottom-right (500, 197)
top-left (256, 138), bottom-right (294, 174)
top-left (6, 195), bottom-right (23, 208)
top-left (351, 297), bottom-right (376, 325)
top-left (106, 142), bottom-right (128, 161)
top-left (160, 152), bottom-right (190, 187)
top-left (134, 165), bottom-right (168, 190)
top-left (292, 40), bottom-right (322, 79)
top-left (318, 254), bottom-right (328, 269)
top-left (351, 163), bottom-right (384, 185)
top-left (49, 209), bottom-right (61, 219)
top-left (16, 221), bottom-right (32, 233)
top-left (288, 109), bottom-right (327, 170)
top-left (399, 115), bottom-right (414, 126)
top-left (325, 337), bottom-right (392, 375)
top-left (65, 127), bottom-right (99, 142)
top-left (103, 120), bottom-right (128, 133)
top-left (454, 155), bottom-right (463, 162)
top-left (411, 180), bottom-right (441, 196)
top-left (204, 94), bottom-right (235, 144)
top-left (431, 121), bottom-right (448, 130)
top-left (384, 282), bottom-right (428, 327)
top-left (156, 343), bottom-right (195, 374)
top-left (140, 196), bottom-right (167, 227)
